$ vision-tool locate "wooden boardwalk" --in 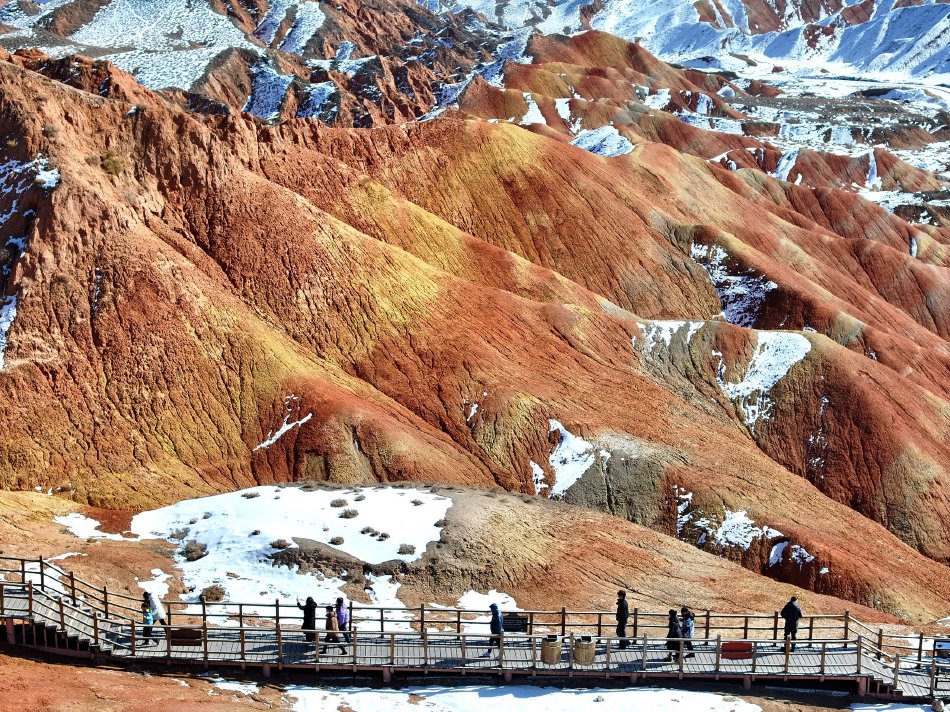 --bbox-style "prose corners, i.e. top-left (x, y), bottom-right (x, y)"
top-left (1, 559), bottom-right (948, 702)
